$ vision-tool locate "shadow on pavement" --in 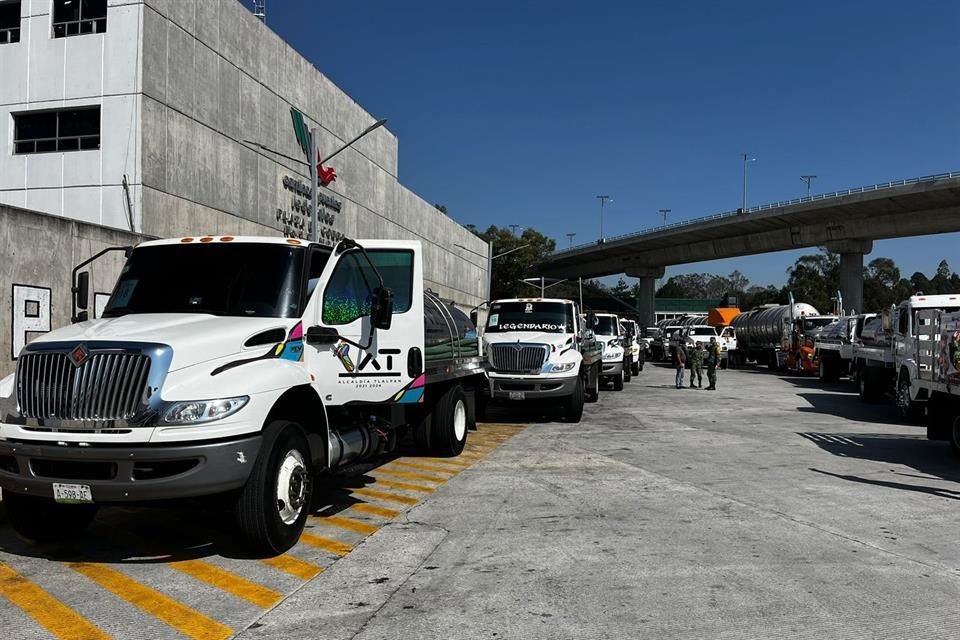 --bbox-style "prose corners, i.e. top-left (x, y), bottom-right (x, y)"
top-left (796, 392), bottom-right (903, 425)
top-left (809, 467), bottom-right (960, 500)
